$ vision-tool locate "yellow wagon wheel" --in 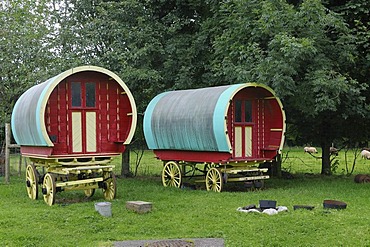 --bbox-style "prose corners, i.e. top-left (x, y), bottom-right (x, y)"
top-left (206, 168), bottom-right (223, 192)
top-left (42, 173), bottom-right (56, 206)
top-left (26, 164), bottom-right (39, 200)
top-left (84, 189), bottom-right (95, 198)
top-left (103, 172), bottom-right (116, 200)
top-left (162, 161), bottom-right (182, 188)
